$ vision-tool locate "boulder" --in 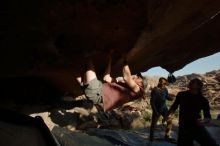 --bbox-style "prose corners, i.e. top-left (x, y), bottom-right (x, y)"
top-left (0, 0), bottom-right (220, 96)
